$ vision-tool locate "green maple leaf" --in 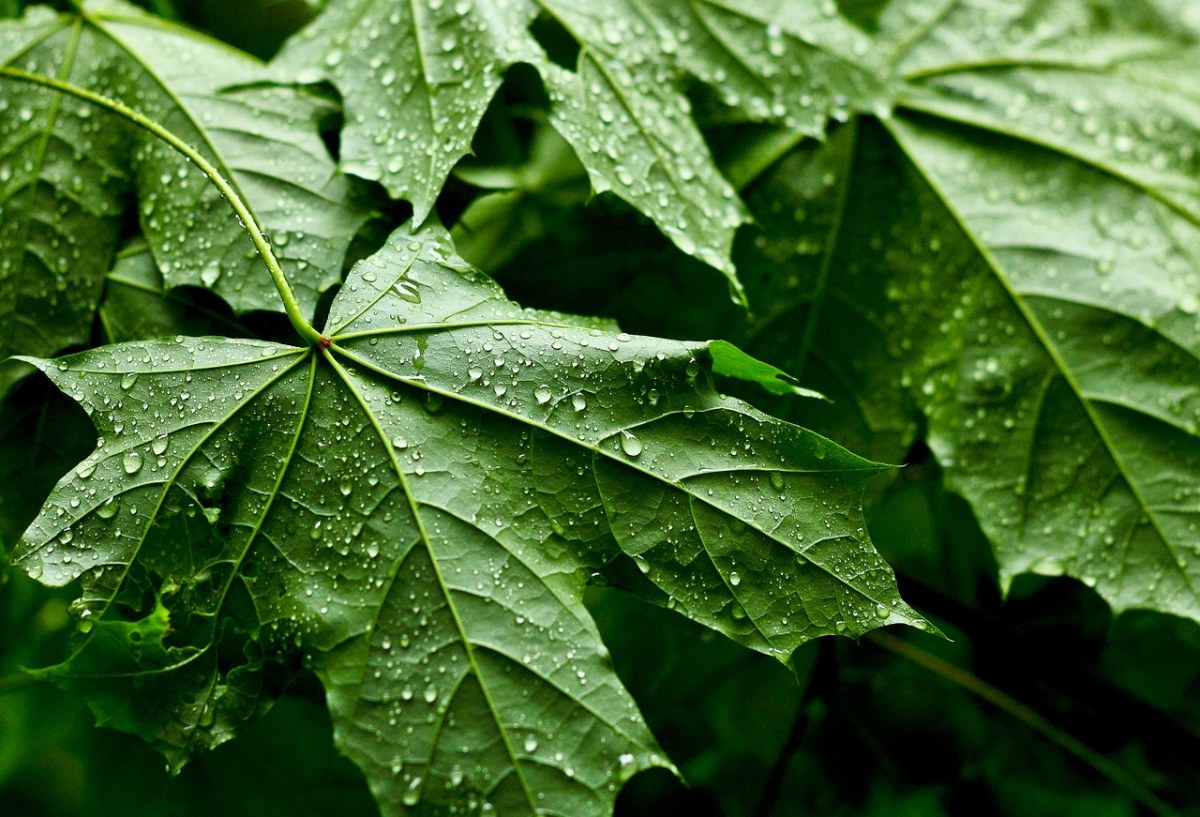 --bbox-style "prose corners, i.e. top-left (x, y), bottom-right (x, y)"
top-left (0, 0), bottom-right (368, 367)
top-left (738, 0), bottom-right (1200, 621)
top-left (271, 0), bottom-right (891, 297)
top-left (13, 219), bottom-right (924, 815)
